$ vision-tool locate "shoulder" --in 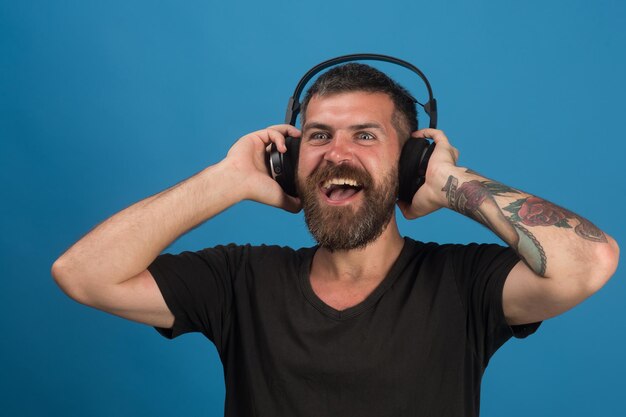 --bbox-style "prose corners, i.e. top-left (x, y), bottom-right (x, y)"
top-left (201, 242), bottom-right (310, 259)
top-left (190, 243), bottom-right (315, 272)
top-left (404, 237), bottom-right (513, 261)
top-left (403, 238), bottom-right (519, 278)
